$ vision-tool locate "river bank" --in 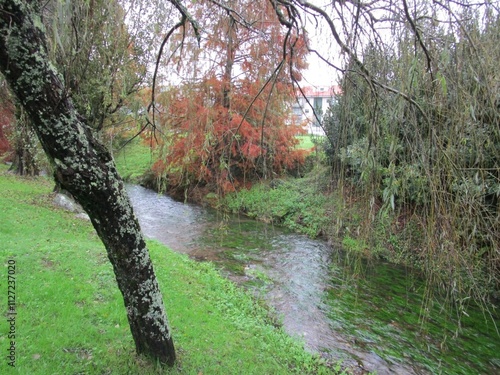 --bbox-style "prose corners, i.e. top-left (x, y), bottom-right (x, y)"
top-left (112, 141), bottom-right (500, 374)
top-left (115, 140), bottom-right (500, 302)
top-left (0, 167), bottom-right (343, 374)
top-left (122, 140), bottom-right (418, 271)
